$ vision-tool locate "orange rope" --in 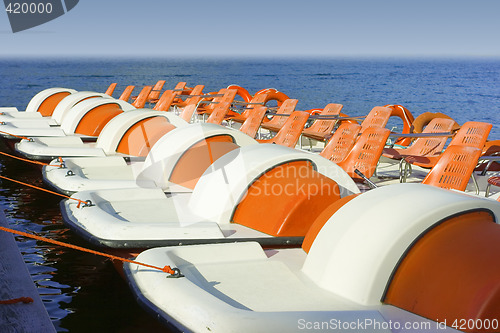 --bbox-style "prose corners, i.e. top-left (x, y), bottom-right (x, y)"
top-left (0, 297), bottom-right (34, 305)
top-left (0, 174), bottom-right (89, 208)
top-left (0, 130), bottom-right (31, 141)
top-left (0, 225), bottom-right (178, 276)
top-left (0, 151), bottom-right (63, 167)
